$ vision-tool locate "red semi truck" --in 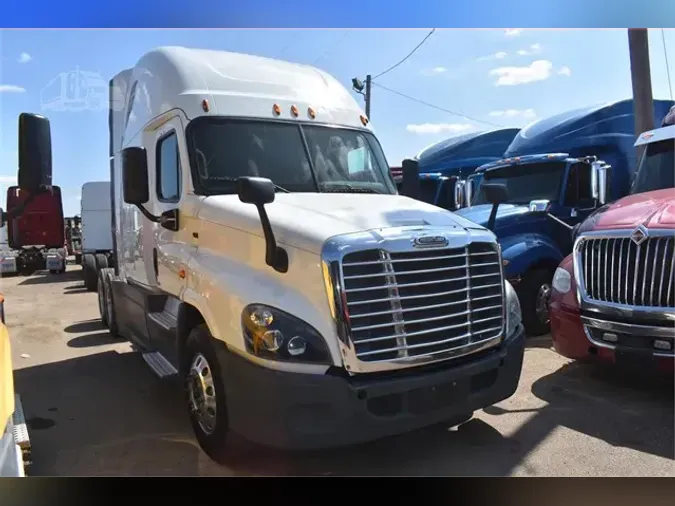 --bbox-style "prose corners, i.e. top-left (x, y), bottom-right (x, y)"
top-left (548, 114), bottom-right (675, 373)
top-left (0, 186), bottom-right (67, 276)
